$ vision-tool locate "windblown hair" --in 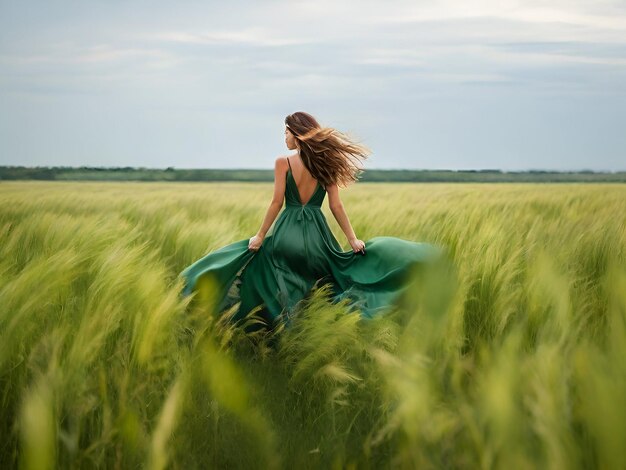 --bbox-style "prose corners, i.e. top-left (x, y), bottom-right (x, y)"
top-left (285, 111), bottom-right (371, 189)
